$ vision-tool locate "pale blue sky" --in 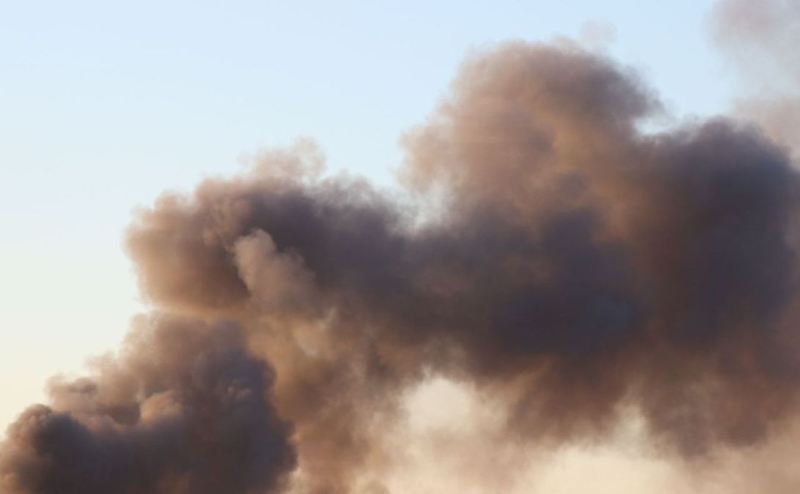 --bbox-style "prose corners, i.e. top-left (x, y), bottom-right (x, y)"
top-left (1, 0), bottom-right (728, 436)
